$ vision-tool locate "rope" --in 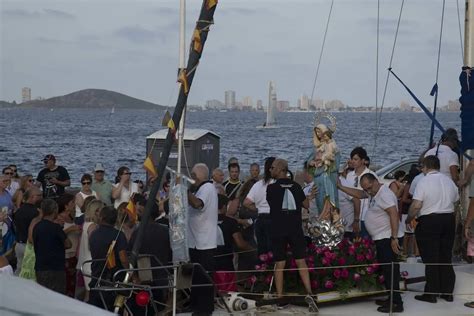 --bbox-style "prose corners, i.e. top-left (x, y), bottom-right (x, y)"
top-left (372, 0), bottom-right (405, 159)
top-left (429, 0), bottom-right (446, 147)
top-left (457, 0), bottom-right (464, 63)
top-left (309, 0), bottom-right (335, 103)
